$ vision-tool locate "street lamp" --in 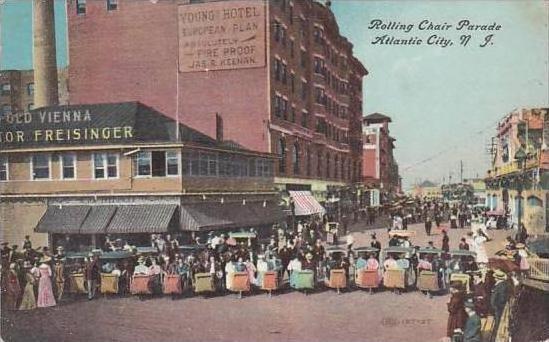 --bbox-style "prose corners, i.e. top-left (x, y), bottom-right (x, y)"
top-left (514, 147), bottom-right (527, 231)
